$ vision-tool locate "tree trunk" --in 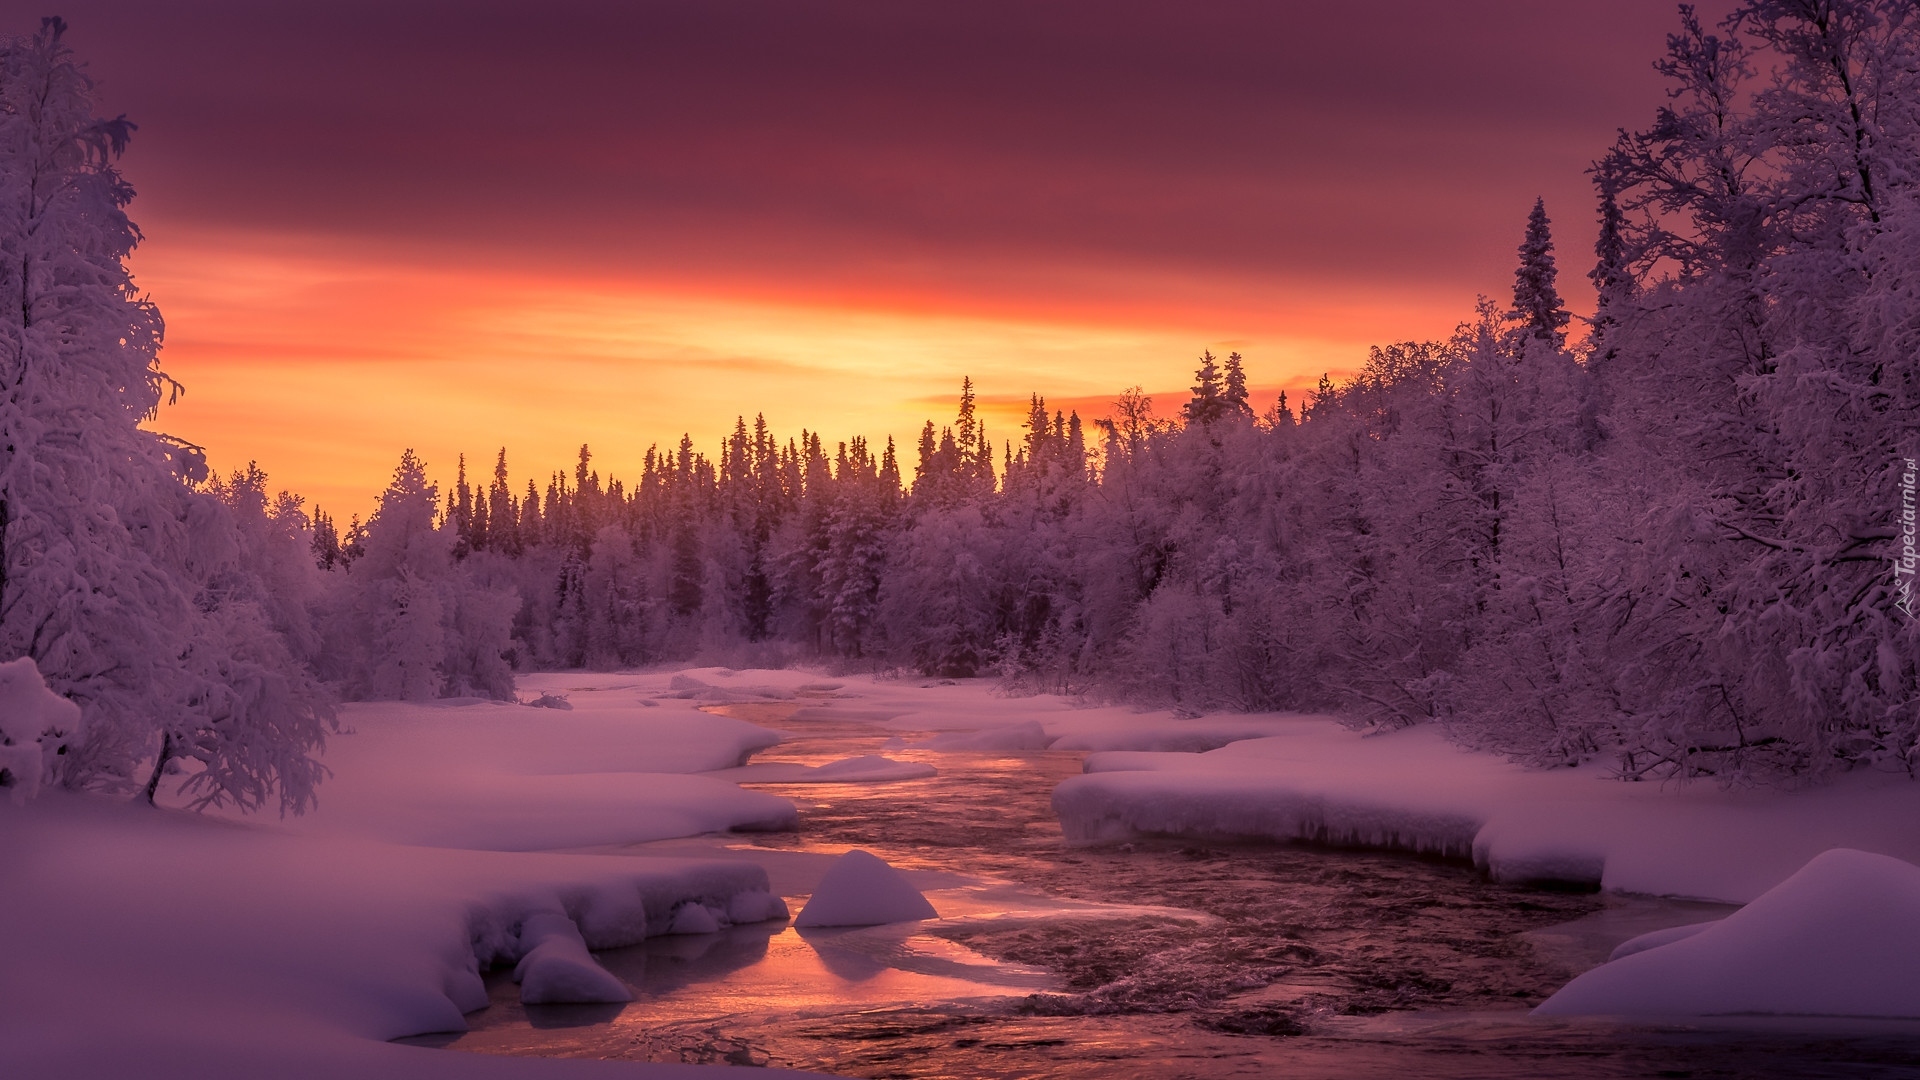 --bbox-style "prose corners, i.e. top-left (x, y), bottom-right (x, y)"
top-left (140, 732), bottom-right (172, 806)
